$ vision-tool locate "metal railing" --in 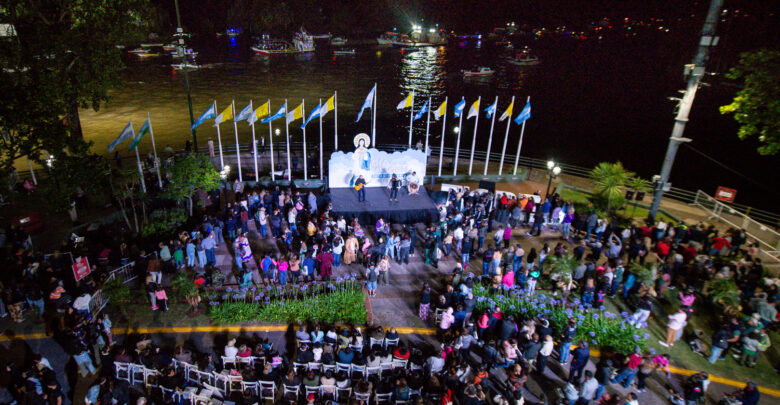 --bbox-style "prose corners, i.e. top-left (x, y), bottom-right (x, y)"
top-left (13, 142), bottom-right (780, 227)
top-left (692, 190), bottom-right (779, 261)
top-left (88, 260), bottom-right (137, 316)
